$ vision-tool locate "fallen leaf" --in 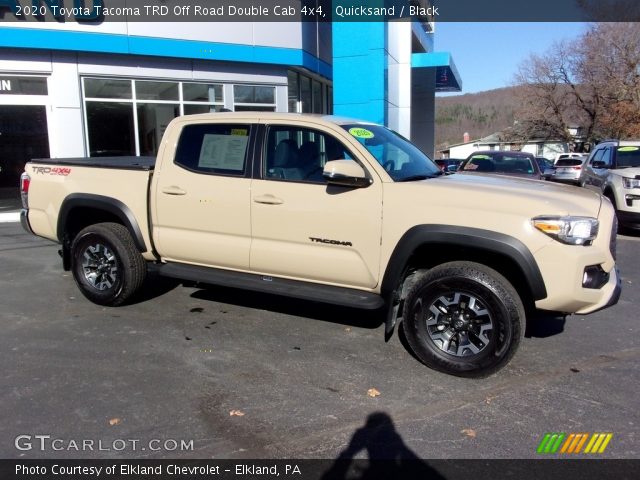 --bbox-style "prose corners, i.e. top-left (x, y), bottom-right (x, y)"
top-left (109, 418), bottom-right (121, 426)
top-left (229, 410), bottom-right (245, 417)
top-left (485, 396), bottom-right (495, 405)
top-left (367, 388), bottom-right (381, 398)
top-left (461, 428), bottom-right (476, 438)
